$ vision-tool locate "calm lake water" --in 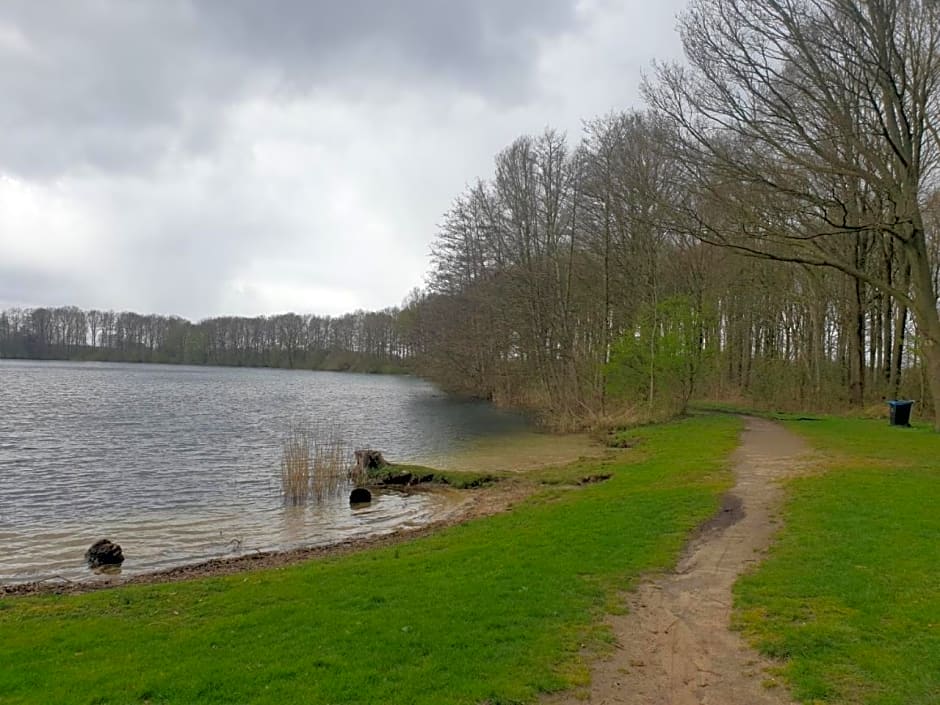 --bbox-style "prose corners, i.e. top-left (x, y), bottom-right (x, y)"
top-left (0, 360), bottom-right (528, 584)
